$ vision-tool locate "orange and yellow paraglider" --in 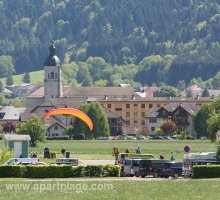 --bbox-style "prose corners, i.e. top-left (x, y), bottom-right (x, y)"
top-left (42, 108), bottom-right (94, 131)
